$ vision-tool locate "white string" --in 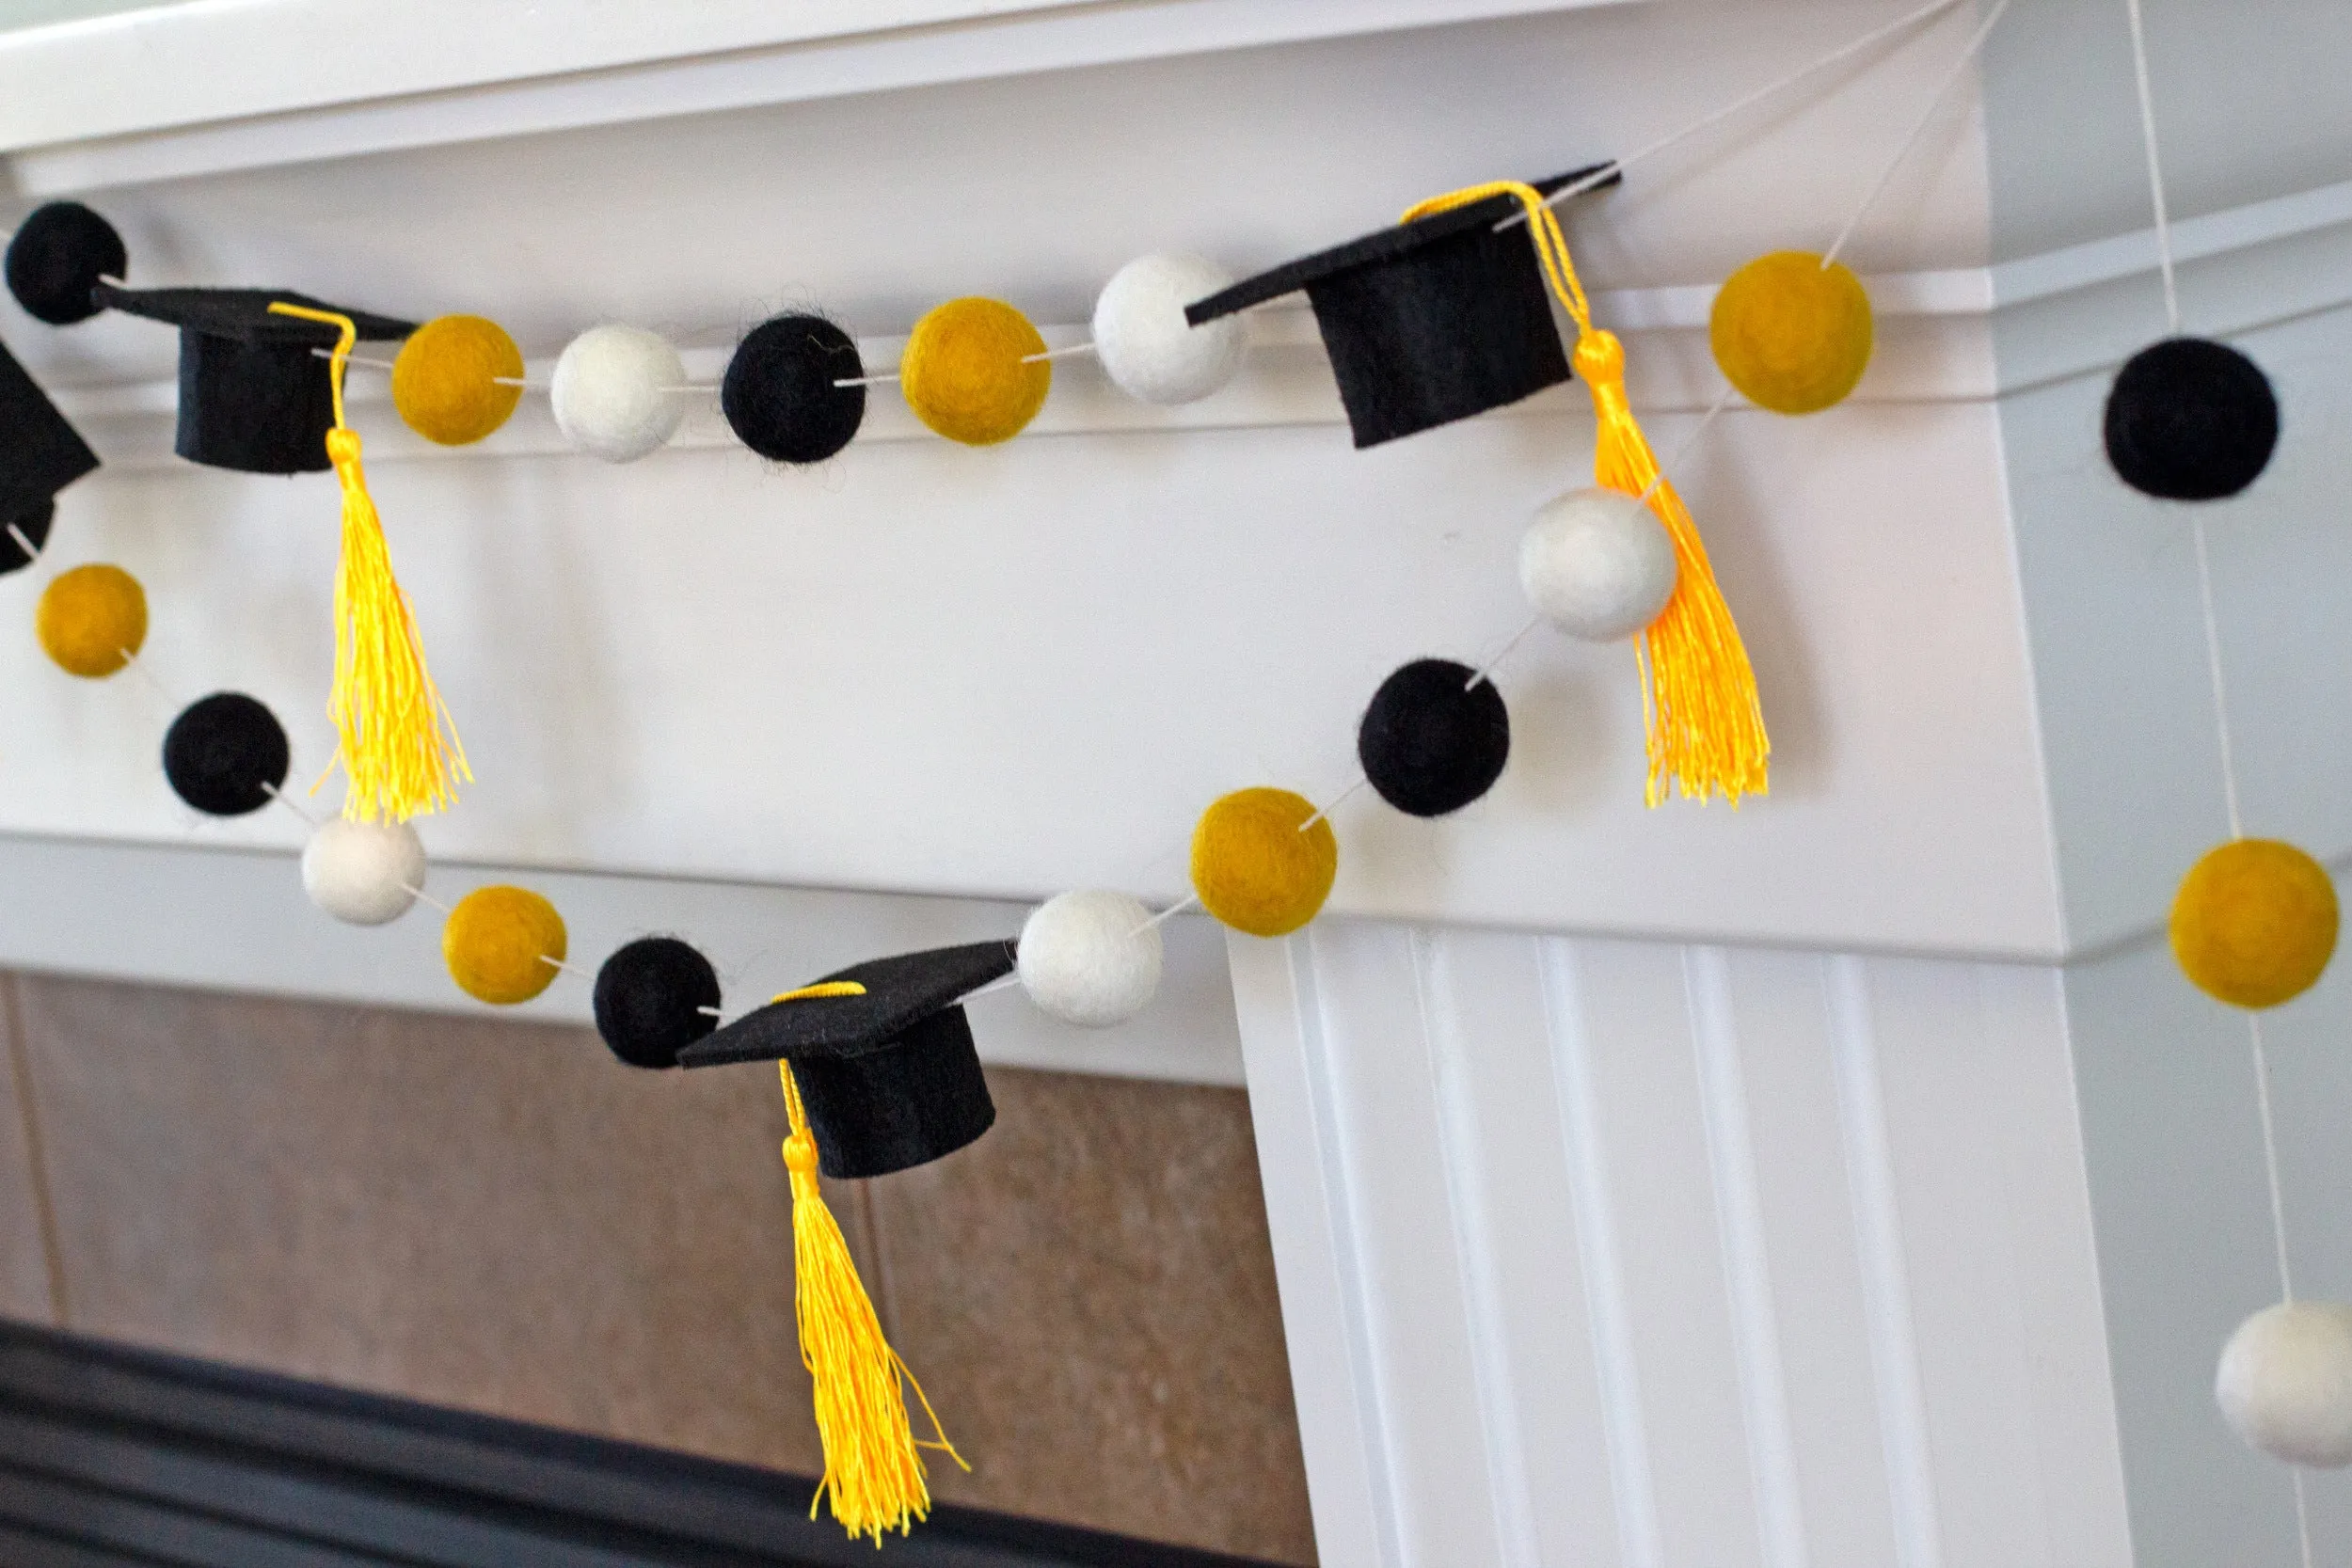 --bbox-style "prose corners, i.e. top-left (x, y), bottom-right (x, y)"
top-left (1299, 776), bottom-right (1368, 833)
top-left (1132, 894), bottom-right (1201, 935)
top-left (1821, 0), bottom-right (2015, 269)
top-left (2194, 505), bottom-right (2313, 1568)
top-left (491, 376), bottom-right (550, 389)
top-left (310, 348), bottom-right (399, 371)
top-left (259, 781), bottom-right (317, 828)
top-left (117, 649), bottom-right (174, 705)
top-left (1501, 0), bottom-right (1972, 230)
top-left (834, 372), bottom-right (901, 388)
top-left (1466, 617), bottom-right (1544, 694)
top-left (2122, 0), bottom-right (2182, 333)
top-left (1022, 342), bottom-right (1098, 364)
top-left (2189, 517), bottom-right (2245, 840)
top-left (6, 523), bottom-right (40, 563)
top-left (401, 881), bottom-right (453, 915)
